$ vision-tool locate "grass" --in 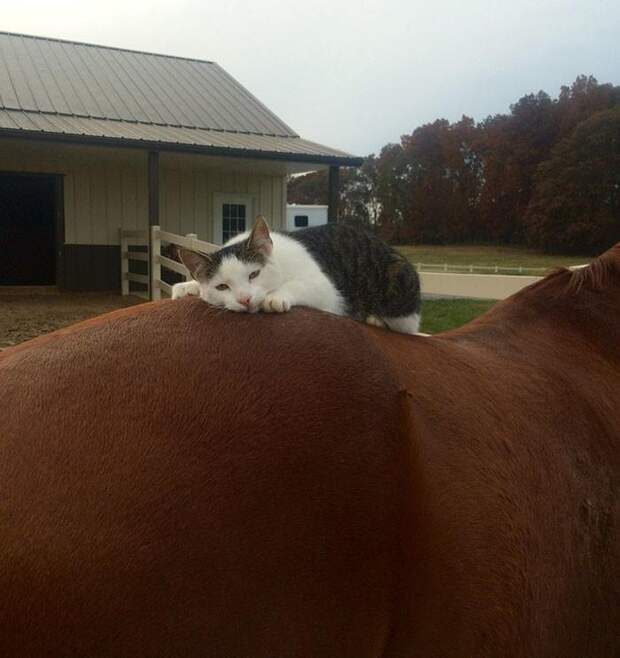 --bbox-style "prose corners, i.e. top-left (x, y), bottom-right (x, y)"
top-left (420, 298), bottom-right (497, 334)
top-left (398, 244), bottom-right (589, 272)
top-left (404, 244), bottom-right (579, 332)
